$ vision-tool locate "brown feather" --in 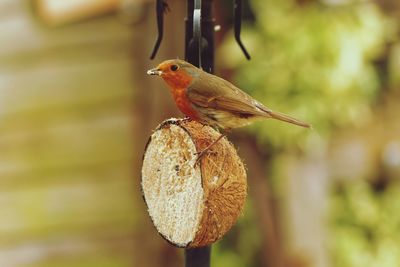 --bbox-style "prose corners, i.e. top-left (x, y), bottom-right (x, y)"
top-left (187, 71), bottom-right (310, 129)
top-left (187, 72), bottom-right (267, 116)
